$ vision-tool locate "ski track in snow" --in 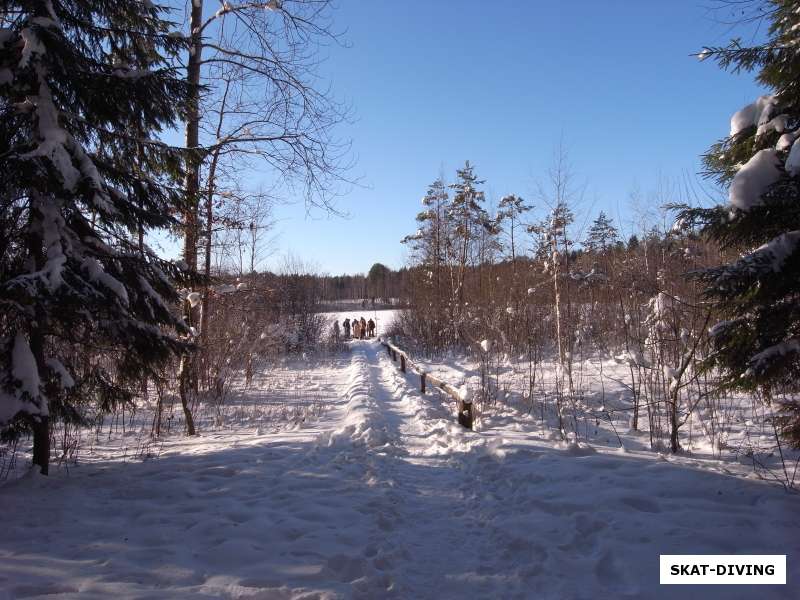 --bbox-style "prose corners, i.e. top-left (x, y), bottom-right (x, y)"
top-left (1, 339), bottom-right (798, 599)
